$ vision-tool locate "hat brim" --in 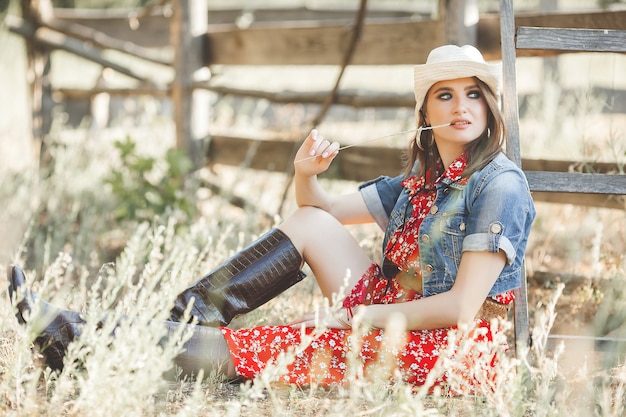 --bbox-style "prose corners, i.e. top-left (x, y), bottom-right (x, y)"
top-left (413, 61), bottom-right (502, 114)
